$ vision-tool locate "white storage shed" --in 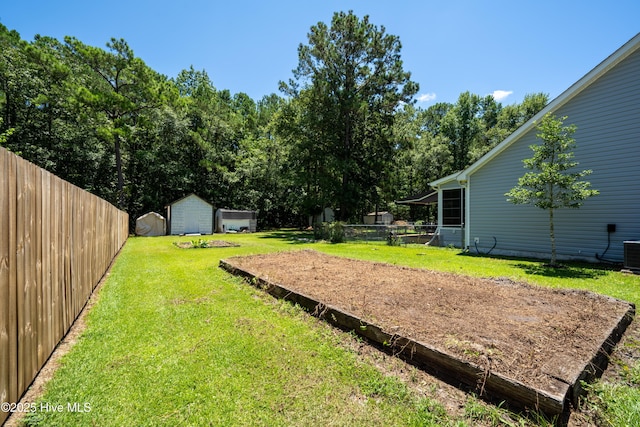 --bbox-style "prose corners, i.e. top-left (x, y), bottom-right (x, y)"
top-left (166, 194), bottom-right (214, 235)
top-left (309, 207), bottom-right (335, 226)
top-left (363, 211), bottom-right (394, 225)
top-left (215, 209), bottom-right (257, 233)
